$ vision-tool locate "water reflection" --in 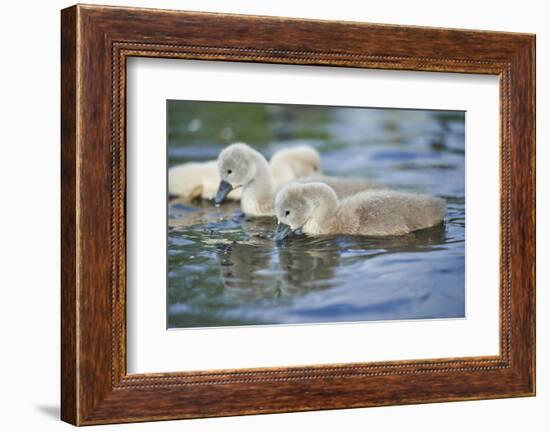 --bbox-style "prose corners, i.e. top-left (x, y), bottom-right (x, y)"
top-left (166, 101), bottom-right (465, 328)
top-left (214, 236), bottom-right (342, 304)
